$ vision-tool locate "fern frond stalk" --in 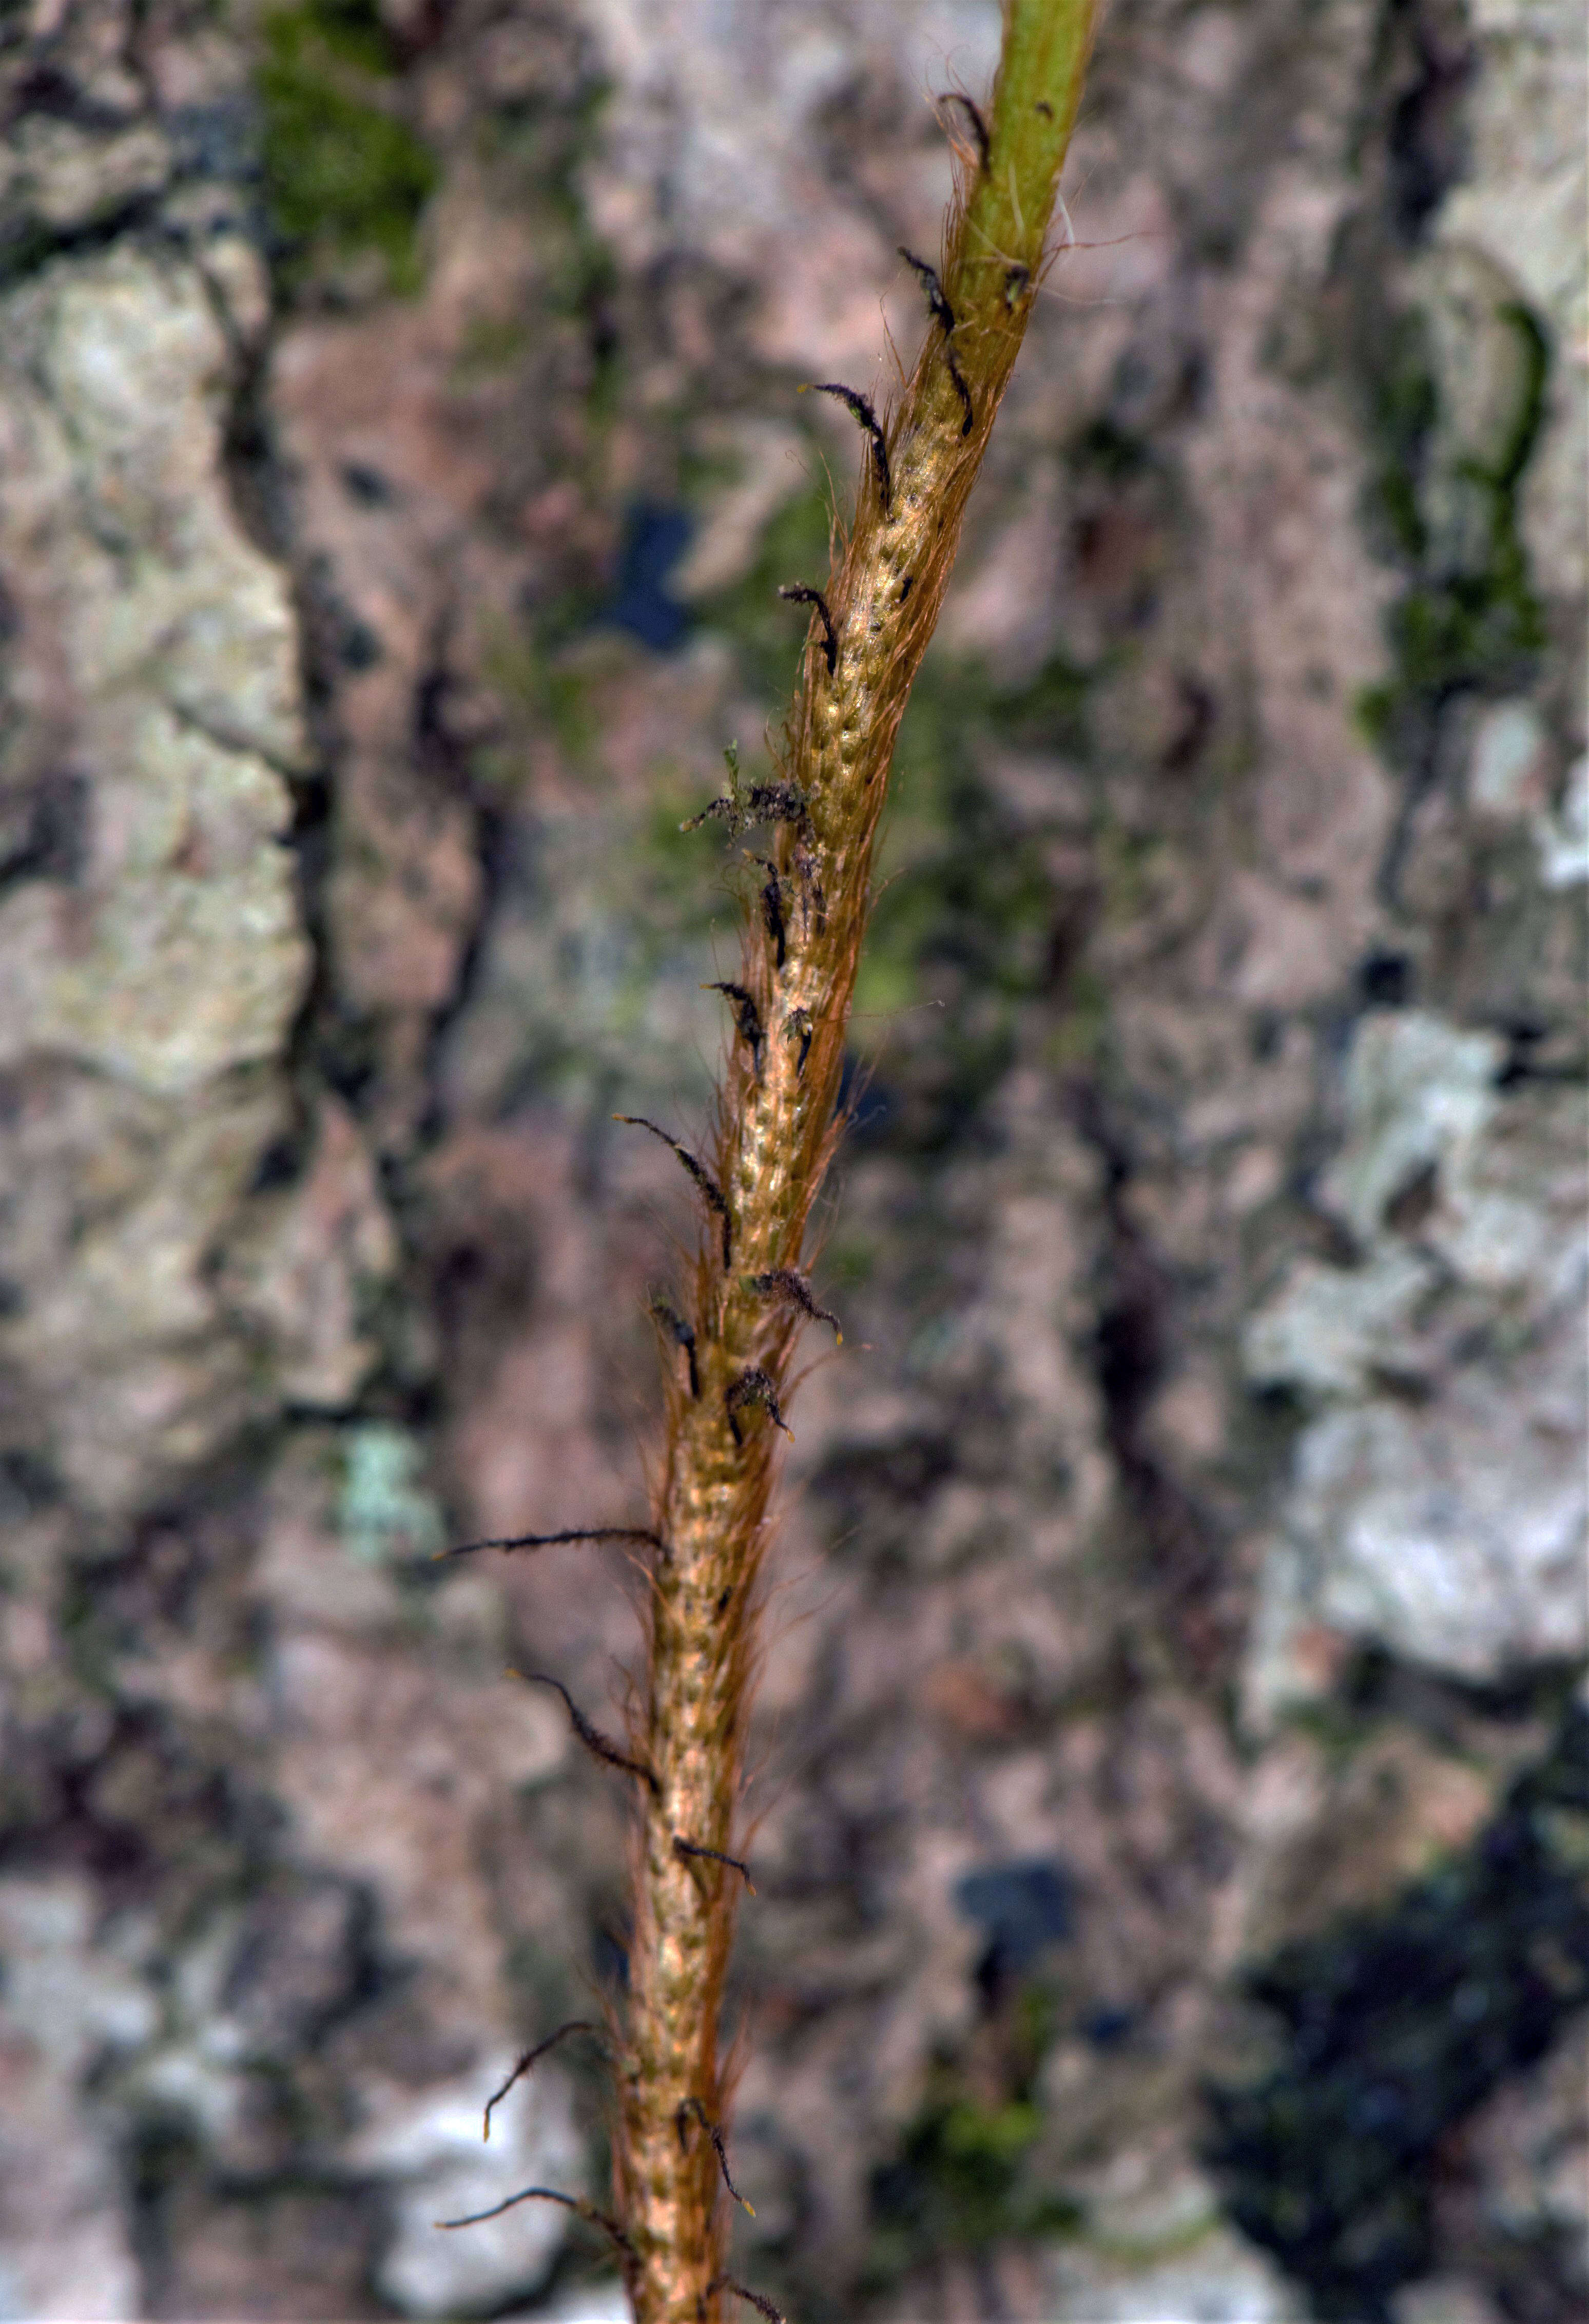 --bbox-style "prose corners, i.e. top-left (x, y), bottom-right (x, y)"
top-left (615, 7), bottom-right (1098, 2316)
